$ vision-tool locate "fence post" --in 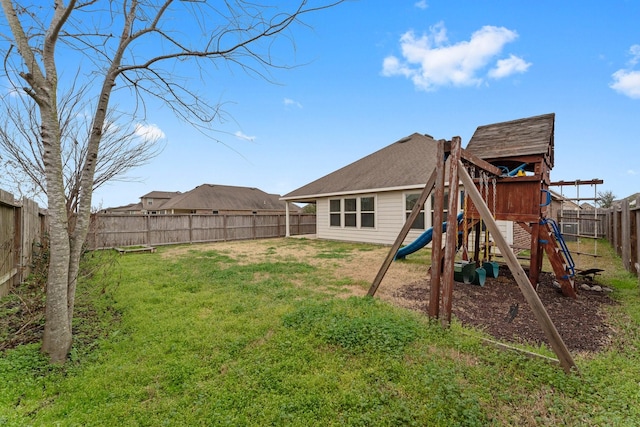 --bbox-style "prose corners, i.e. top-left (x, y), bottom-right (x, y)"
top-left (252, 214), bottom-right (256, 239)
top-left (621, 200), bottom-right (631, 270)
